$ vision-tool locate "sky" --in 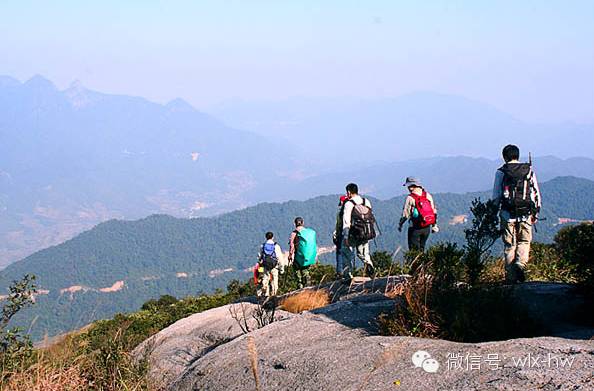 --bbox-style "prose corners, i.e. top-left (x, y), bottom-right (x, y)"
top-left (0, 0), bottom-right (593, 123)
